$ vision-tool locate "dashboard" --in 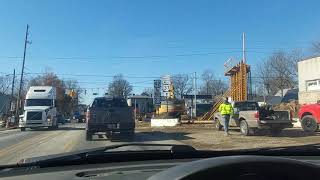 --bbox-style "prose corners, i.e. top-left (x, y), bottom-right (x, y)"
top-left (0, 156), bottom-right (320, 180)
